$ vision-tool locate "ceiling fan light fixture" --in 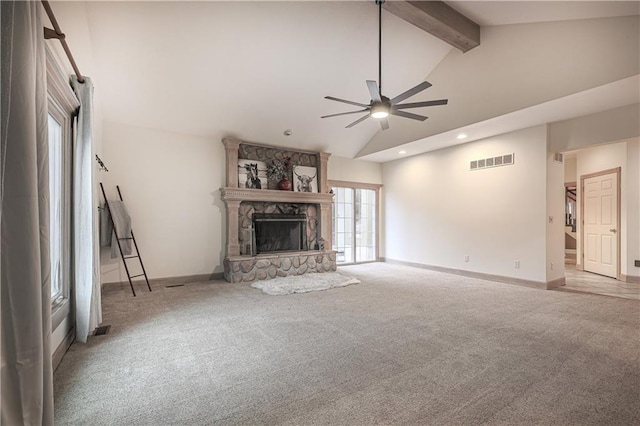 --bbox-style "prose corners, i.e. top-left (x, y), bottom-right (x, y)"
top-left (370, 104), bottom-right (389, 119)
